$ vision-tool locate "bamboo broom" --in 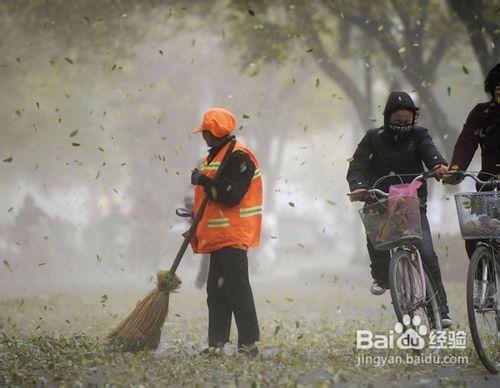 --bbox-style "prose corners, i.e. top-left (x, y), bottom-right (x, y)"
top-left (108, 138), bottom-right (237, 352)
